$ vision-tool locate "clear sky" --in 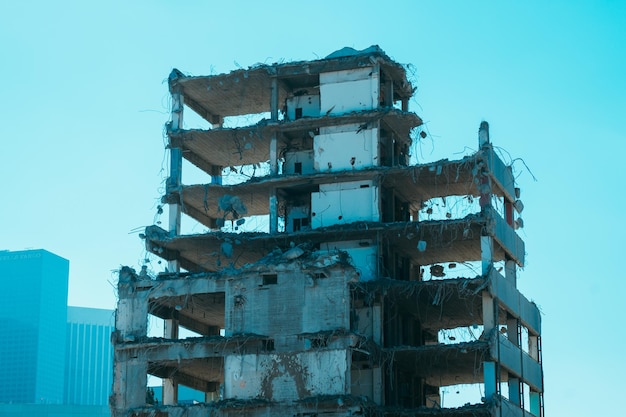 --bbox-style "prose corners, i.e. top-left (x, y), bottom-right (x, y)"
top-left (1, 1), bottom-right (624, 415)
